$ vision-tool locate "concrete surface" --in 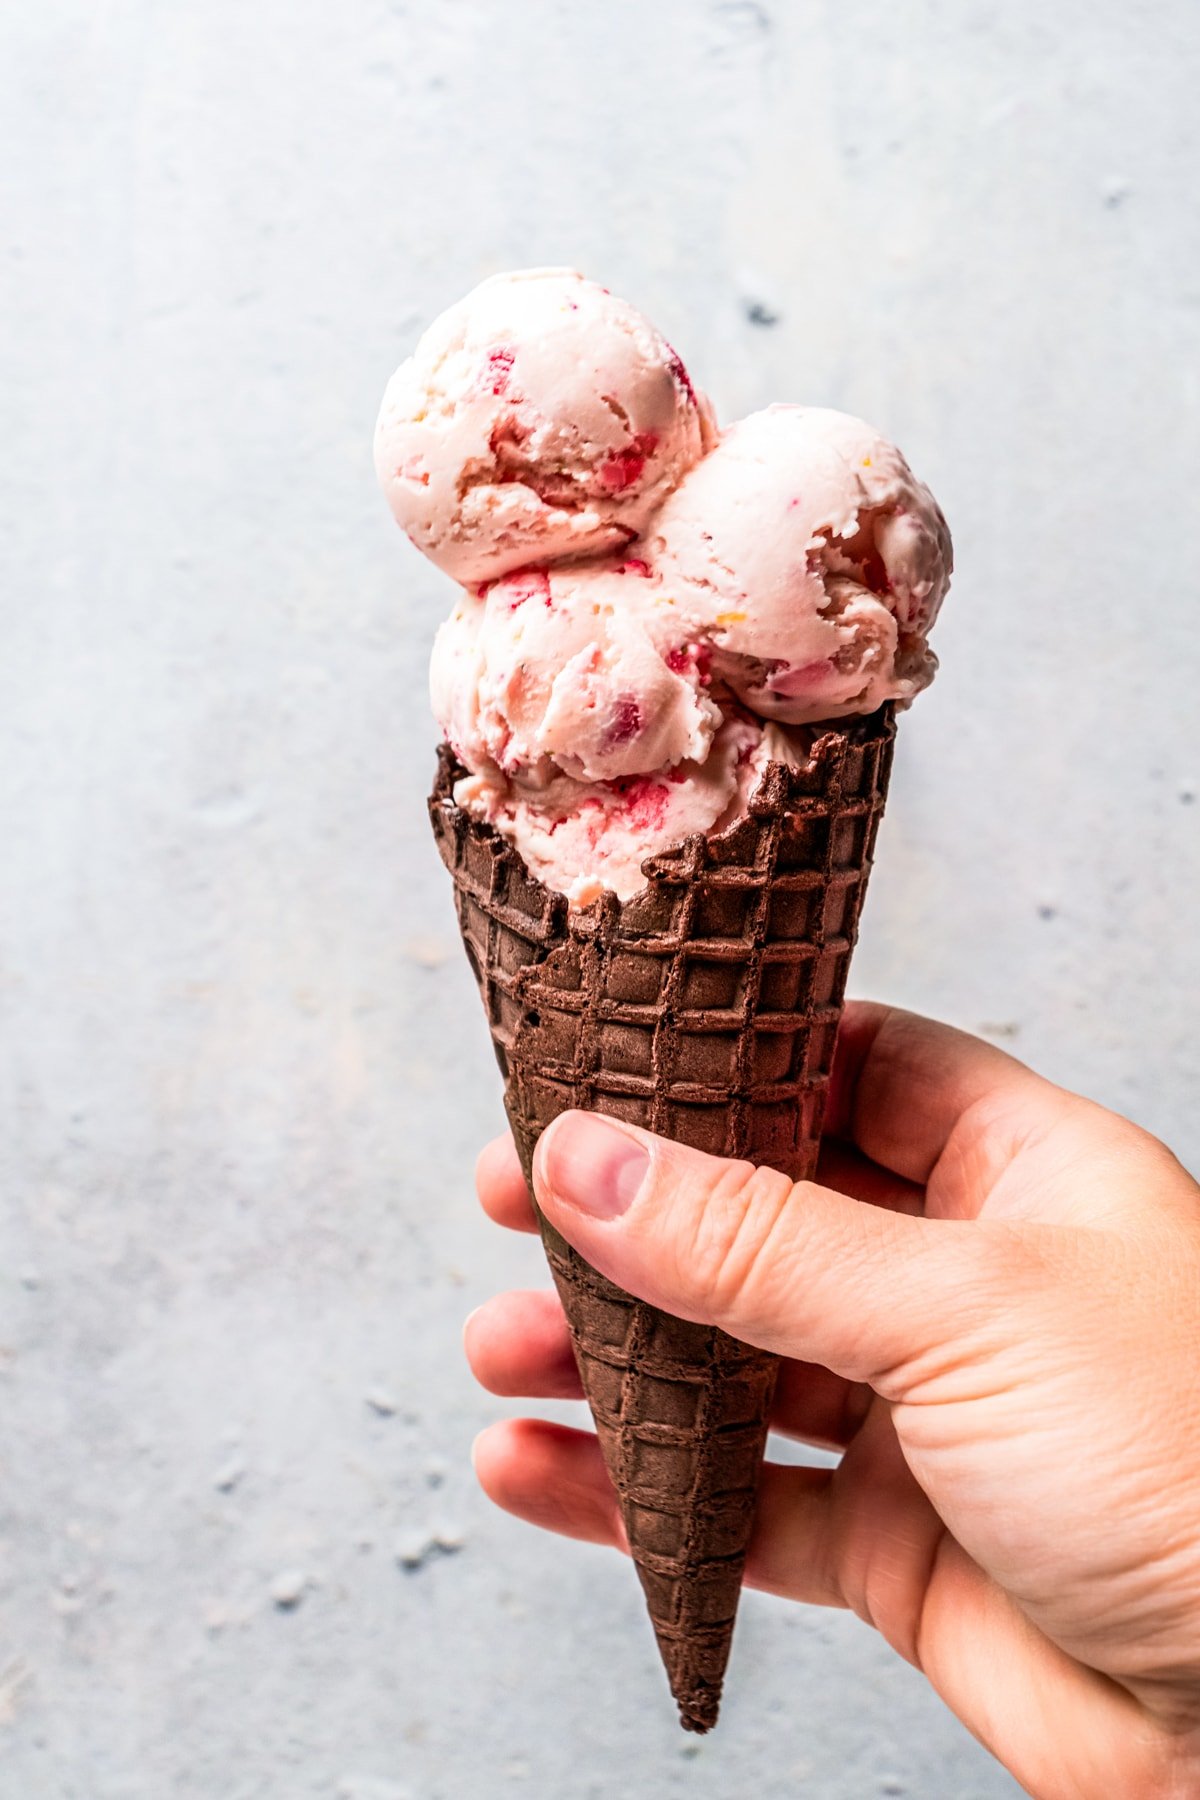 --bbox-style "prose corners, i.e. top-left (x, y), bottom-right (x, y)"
top-left (2, 1), bottom-right (1198, 1795)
